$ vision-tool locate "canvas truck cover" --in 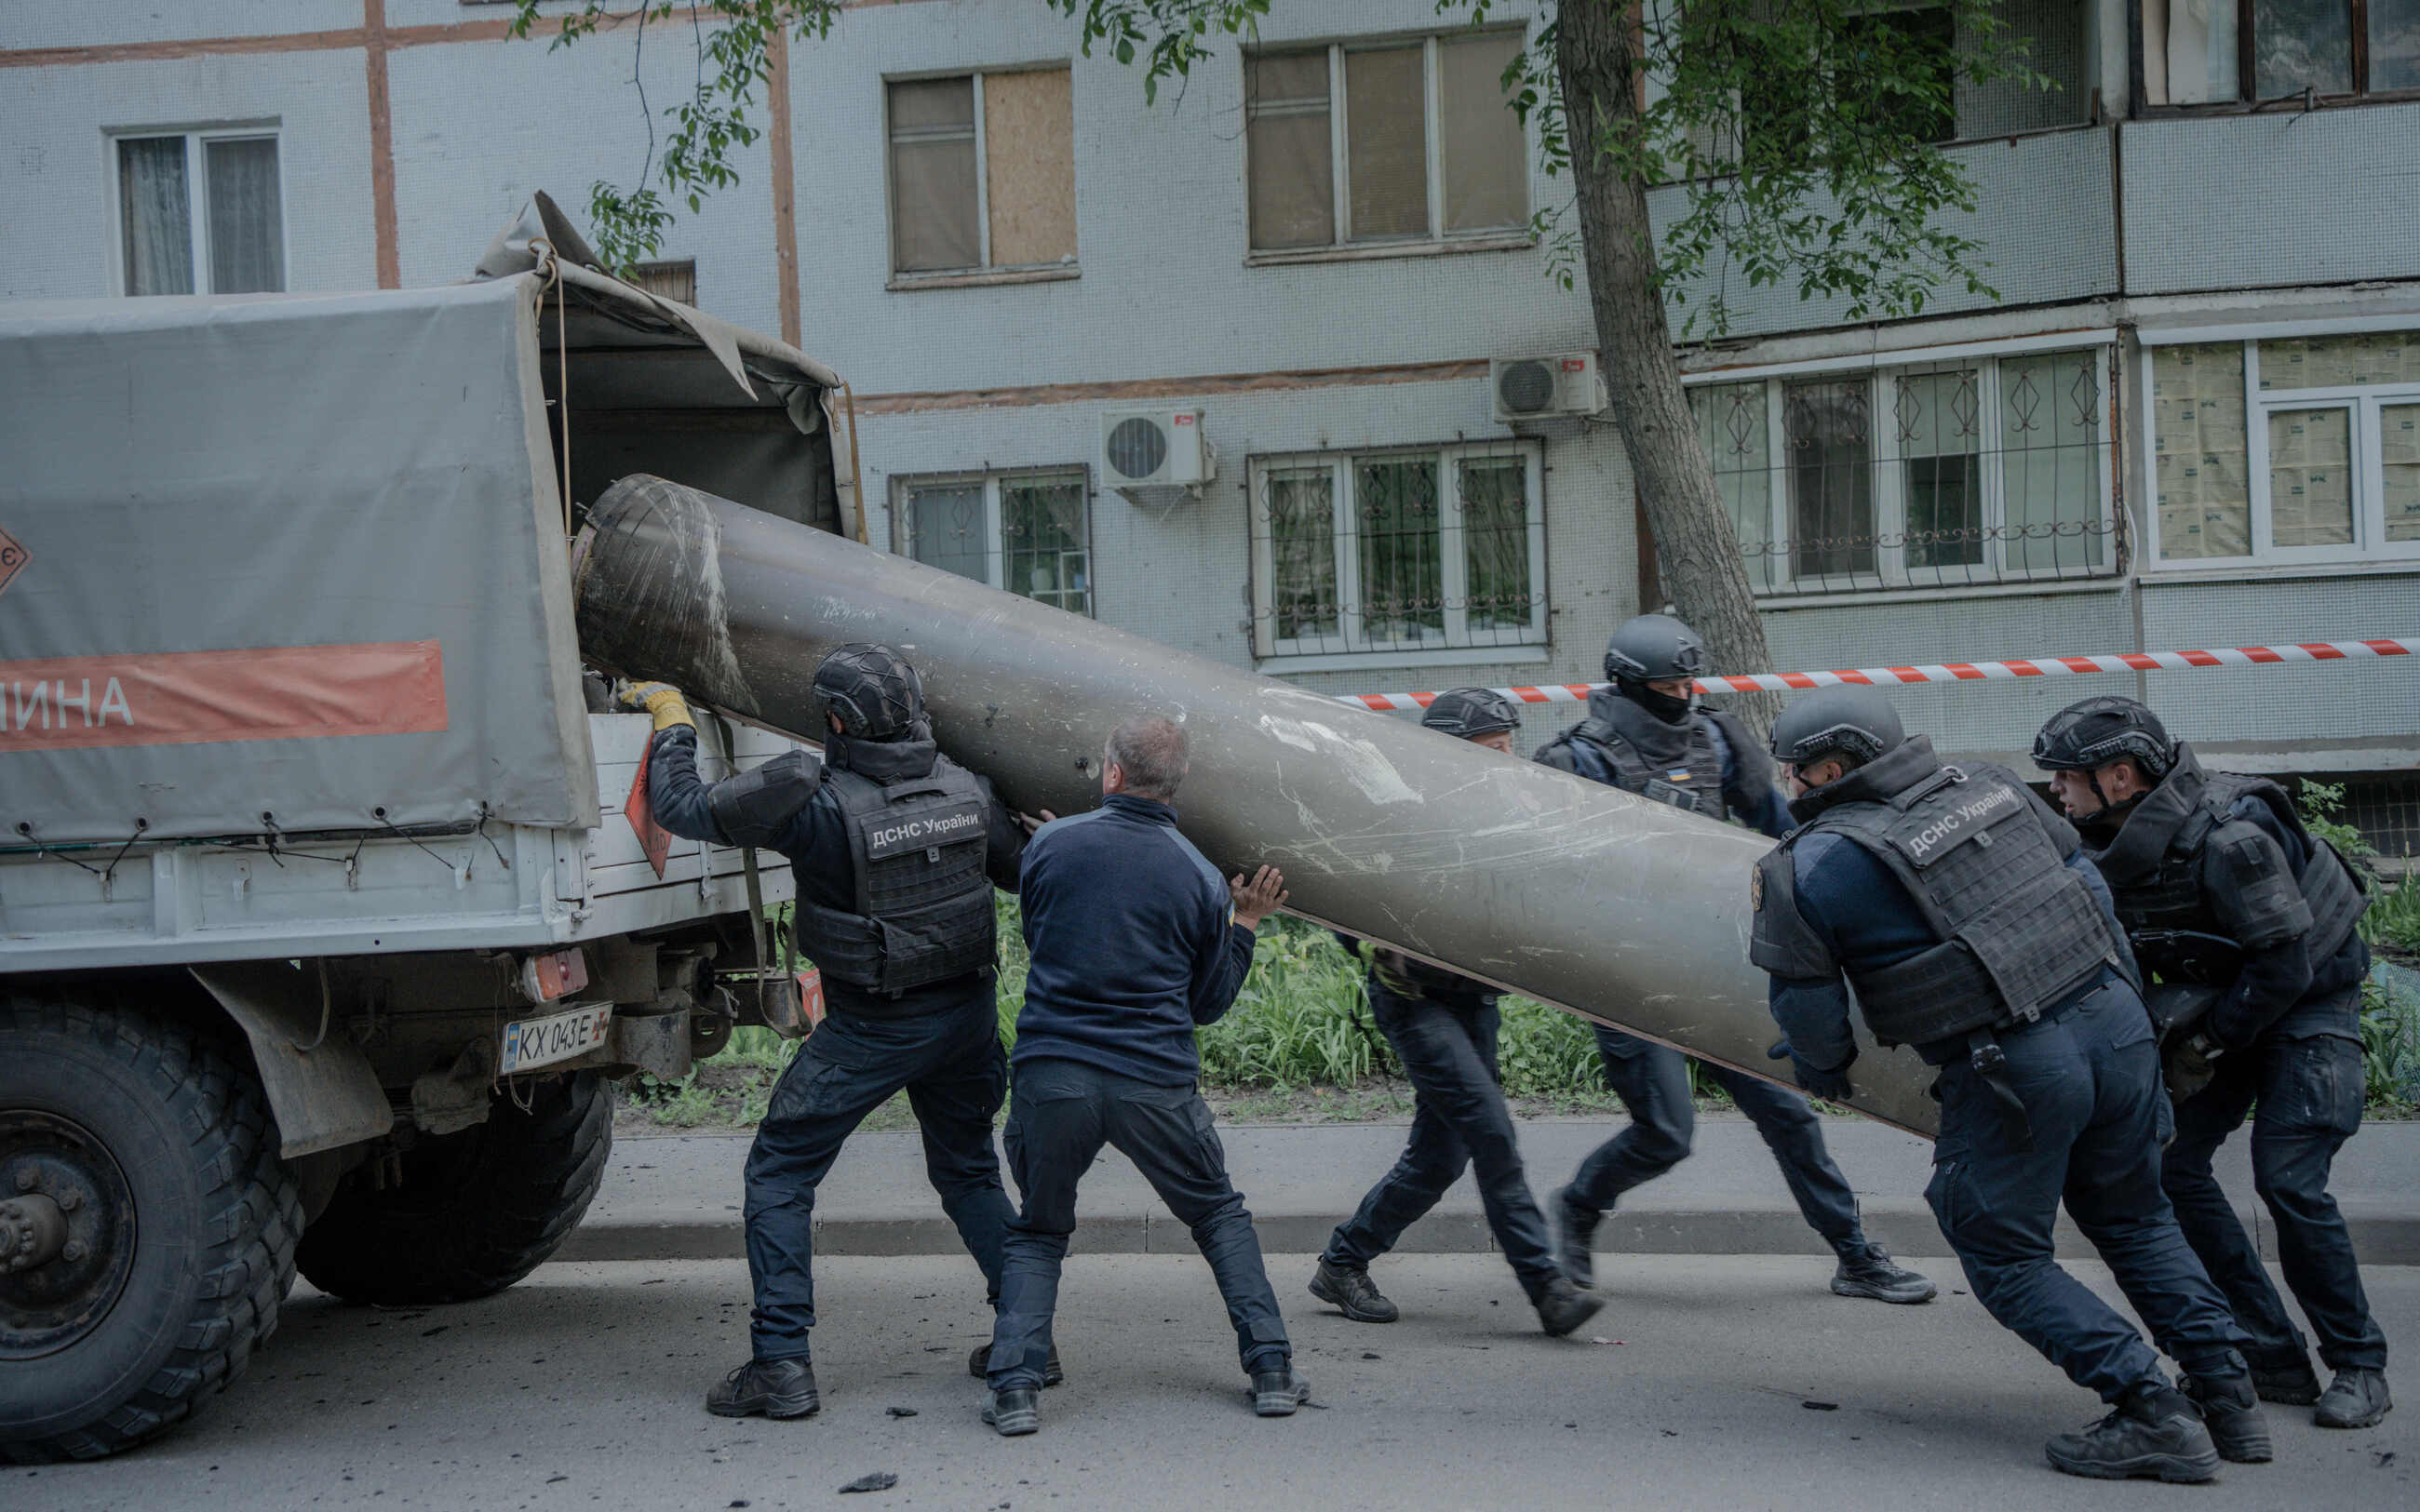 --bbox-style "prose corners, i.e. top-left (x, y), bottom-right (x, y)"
top-left (0, 276), bottom-right (595, 844)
